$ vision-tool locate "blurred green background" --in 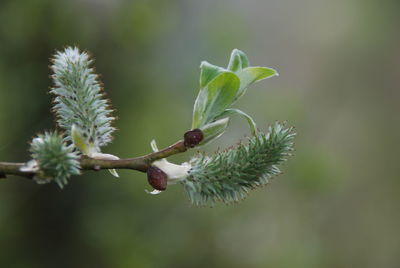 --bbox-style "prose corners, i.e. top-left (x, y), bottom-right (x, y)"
top-left (0, 0), bottom-right (399, 267)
